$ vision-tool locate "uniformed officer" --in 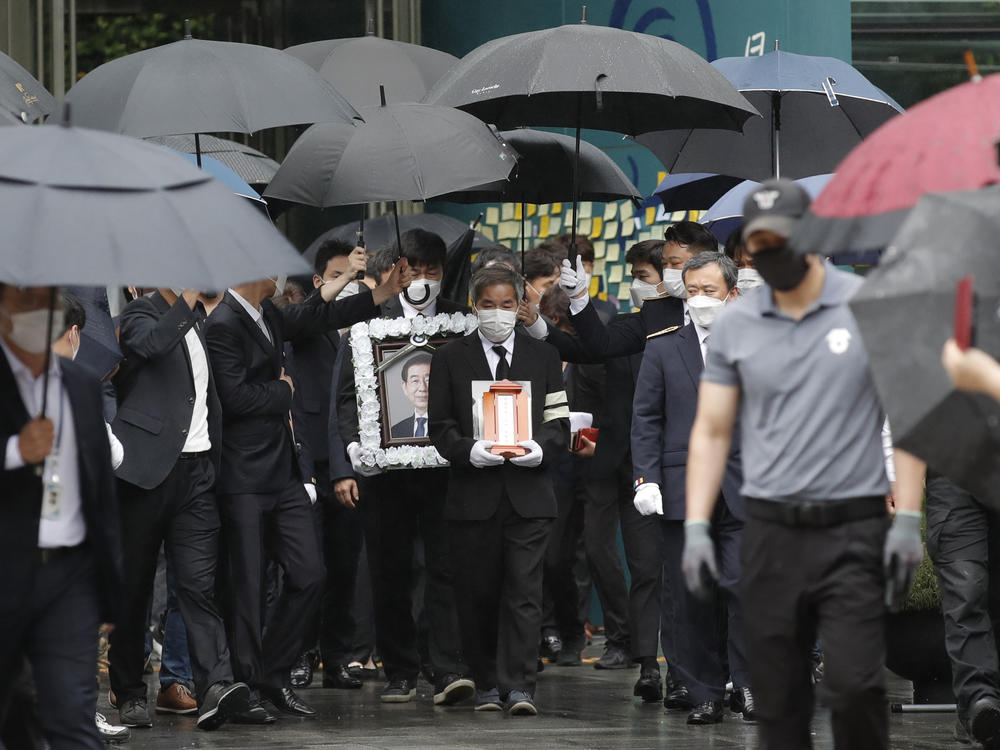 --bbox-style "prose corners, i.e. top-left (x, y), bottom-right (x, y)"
top-left (682, 179), bottom-right (926, 750)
